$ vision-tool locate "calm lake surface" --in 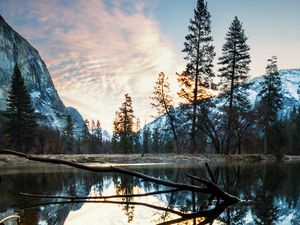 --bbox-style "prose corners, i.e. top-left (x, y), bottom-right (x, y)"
top-left (0, 161), bottom-right (300, 225)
